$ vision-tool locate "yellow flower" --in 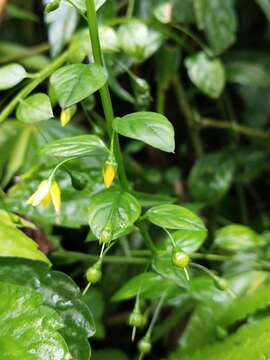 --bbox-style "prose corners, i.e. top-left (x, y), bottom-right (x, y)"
top-left (103, 163), bottom-right (116, 188)
top-left (27, 180), bottom-right (61, 213)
